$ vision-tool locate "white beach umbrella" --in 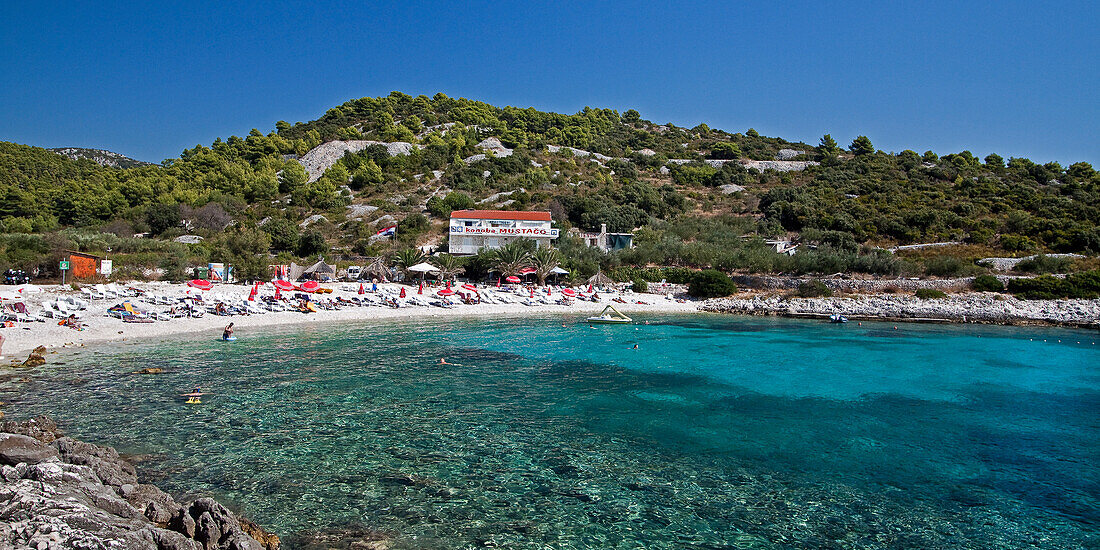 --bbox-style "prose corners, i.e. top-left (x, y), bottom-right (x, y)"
top-left (406, 262), bottom-right (439, 273)
top-left (16, 284), bottom-right (42, 295)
